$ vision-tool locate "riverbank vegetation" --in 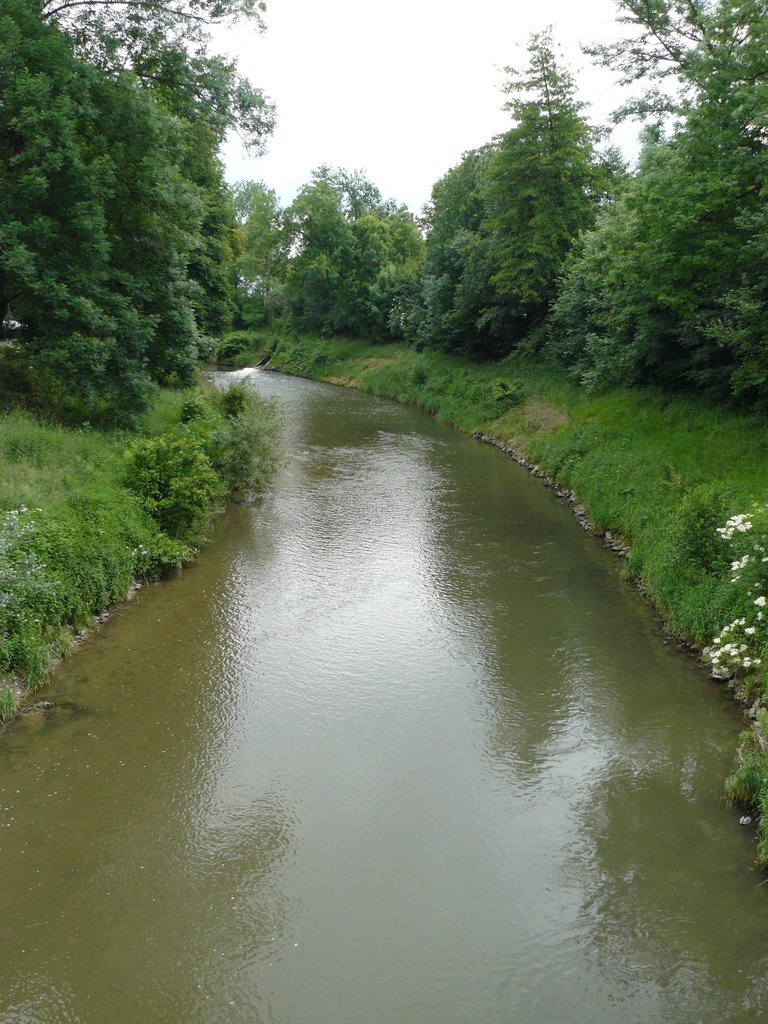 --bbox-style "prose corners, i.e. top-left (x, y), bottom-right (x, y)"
top-left (0, 0), bottom-right (278, 718)
top-left (264, 333), bottom-right (764, 650)
top-left (0, 0), bottom-right (273, 425)
top-left (5, 0), bottom-right (768, 858)
top-left (215, 1), bottom-right (768, 860)
top-left (0, 384), bottom-right (277, 722)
